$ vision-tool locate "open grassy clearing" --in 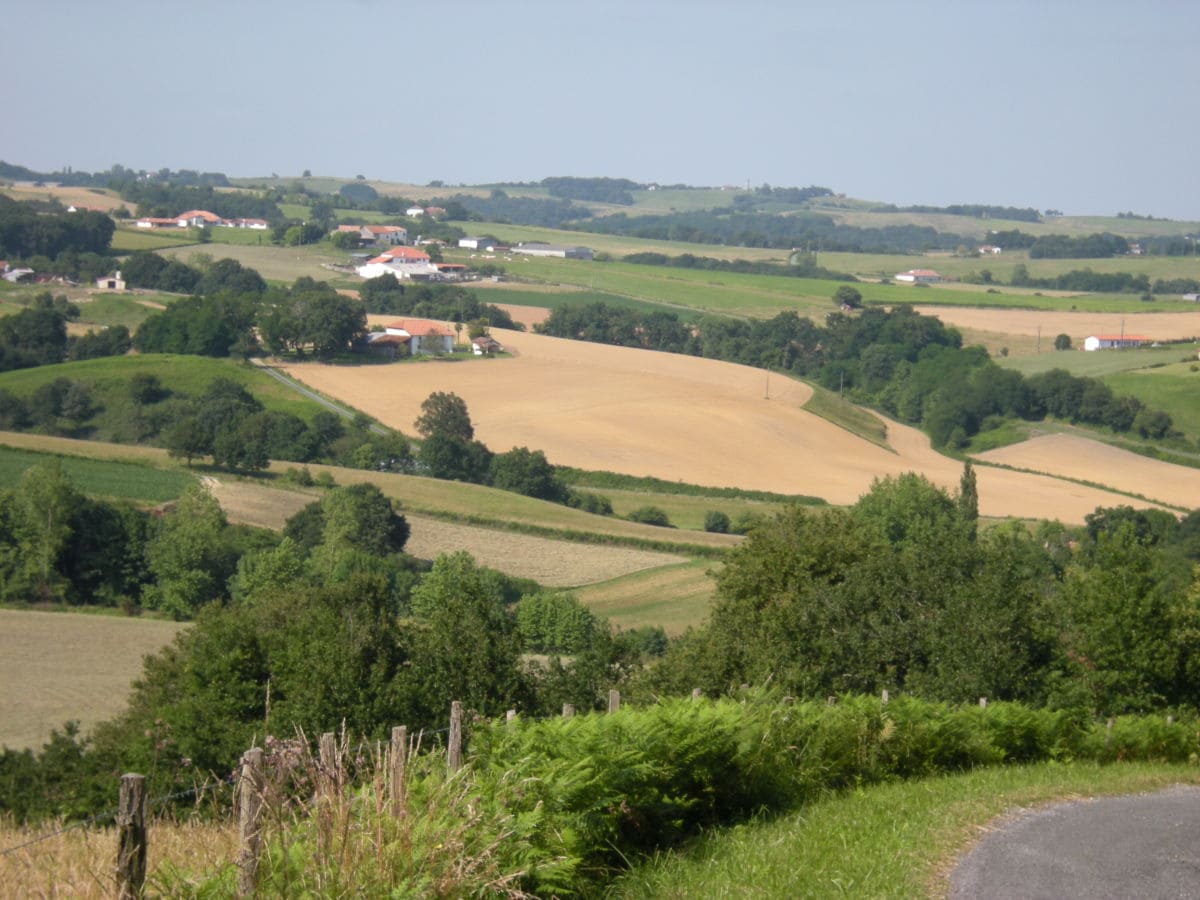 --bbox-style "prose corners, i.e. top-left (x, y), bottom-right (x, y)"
top-left (0, 354), bottom-right (328, 427)
top-left (0, 610), bottom-right (184, 750)
top-left (157, 242), bottom-right (349, 285)
top-left (597, 488), bottom-right (783, 531)
top-left (460, 254), bottom-right (1180, 320)
top-left (612, 762), bottom-right (1200, 899)
top-left (0, 445), bottom-right (192, 502)
top-left (573, 559), bottom-right (718, 635)
top-left (976, 432), bottom-right (1200, 510)
top-left (468, 285), bottom-right (703, 321)
top-left (1105, 361), bottom-right (1200, 441)
top-left (996, 345), bottom-right (1189, 375)
top-left (72, 292), bottom-right (171, 330)
top-left (109, 228), bottom-right (196, 252)
top-left (801, 381), bottom-right (893, 449)
top-left (278, 328), bottom-right (1162, 522)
